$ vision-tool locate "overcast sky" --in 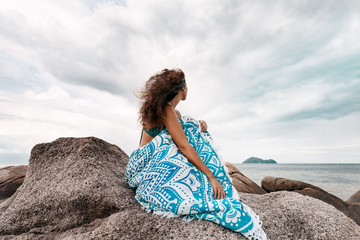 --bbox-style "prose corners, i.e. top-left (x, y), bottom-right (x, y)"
top-left (0, 0), bottom-right (359, 167)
